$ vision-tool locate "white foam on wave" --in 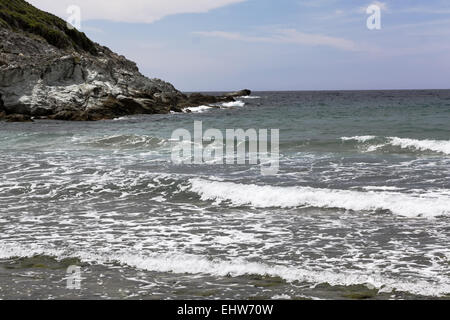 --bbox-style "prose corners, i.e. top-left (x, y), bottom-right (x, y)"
top-left (222, 100), bottom-right (245, 108)
top-left (1, 243), bottom-right (448, 297)
top-left (72, 134), bottom-right (165, 149)
top-left (184, 105), bottom-right (213, 113)
top-left (239, 96), bottom-right (261, 99)
top-left (189, 179), bottom-right (450, 218)
top-left (361, 186), bottom-right (404, 191)
top-left (178, 101), bottom-right (246, 113)
top-left (389, 137), bottom-right (450, 155)
top-left (341, 136), bottom-right (377, 143)
top-left (341, 136), bottom-right (450, 155)
top-left (113, 116), bottom-right (129, 121)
